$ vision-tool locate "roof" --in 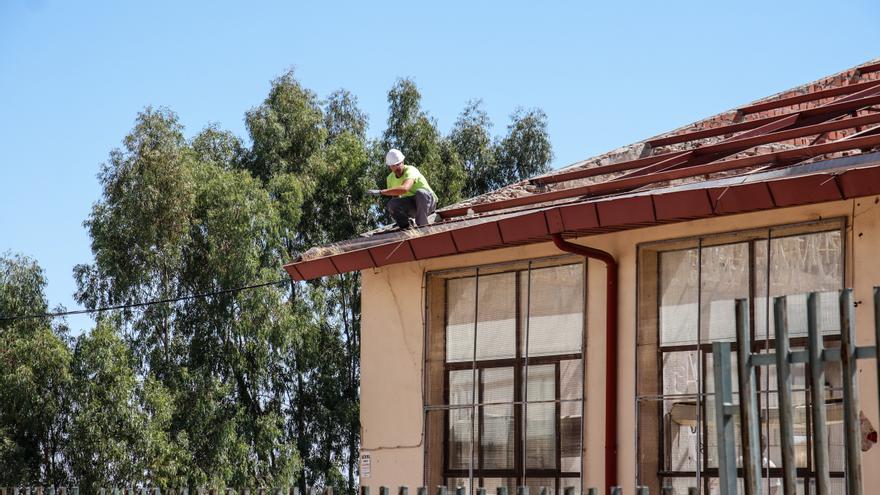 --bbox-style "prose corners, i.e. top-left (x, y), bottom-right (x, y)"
top-left (285, 59), bottom-right (880, 281)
